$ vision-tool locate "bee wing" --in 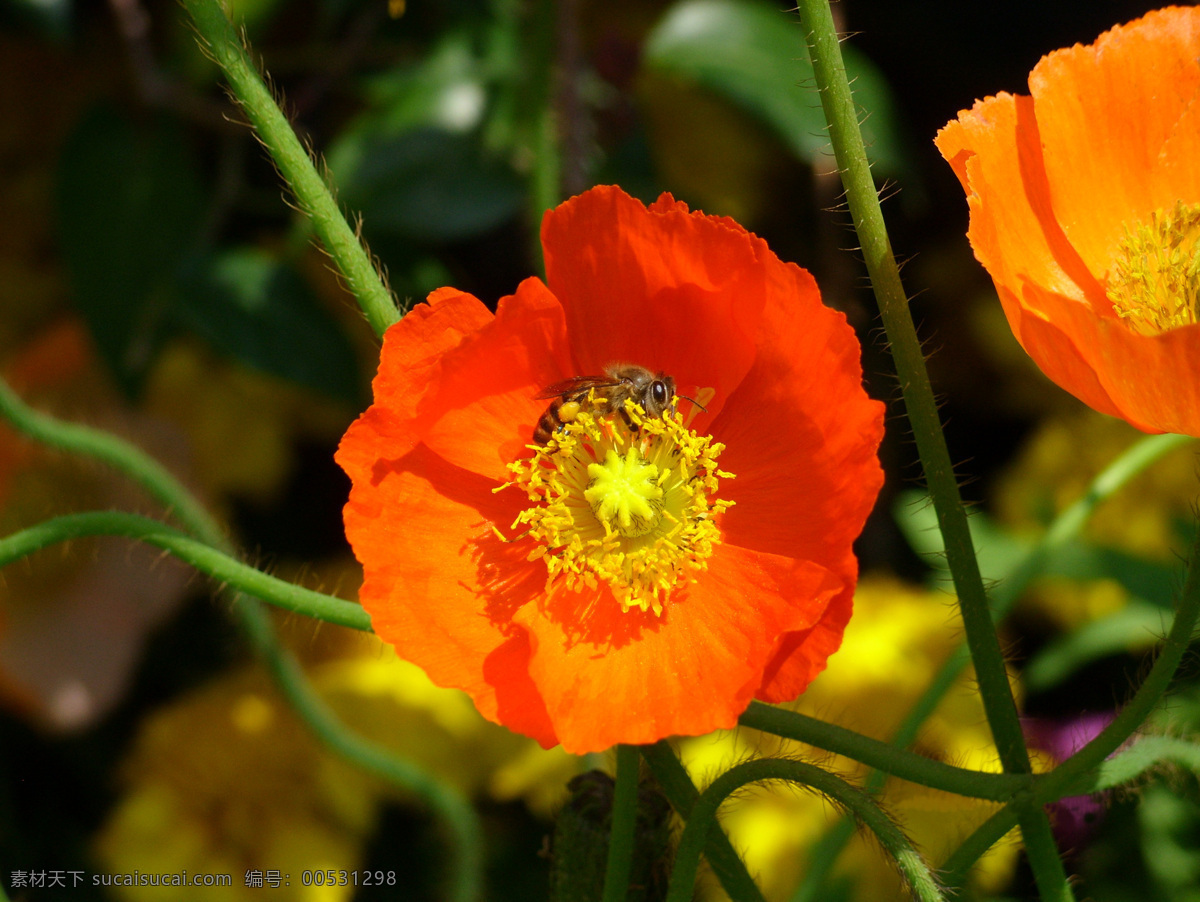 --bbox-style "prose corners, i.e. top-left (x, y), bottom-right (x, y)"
top-left (533, 375), bottom-right (618, 400)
